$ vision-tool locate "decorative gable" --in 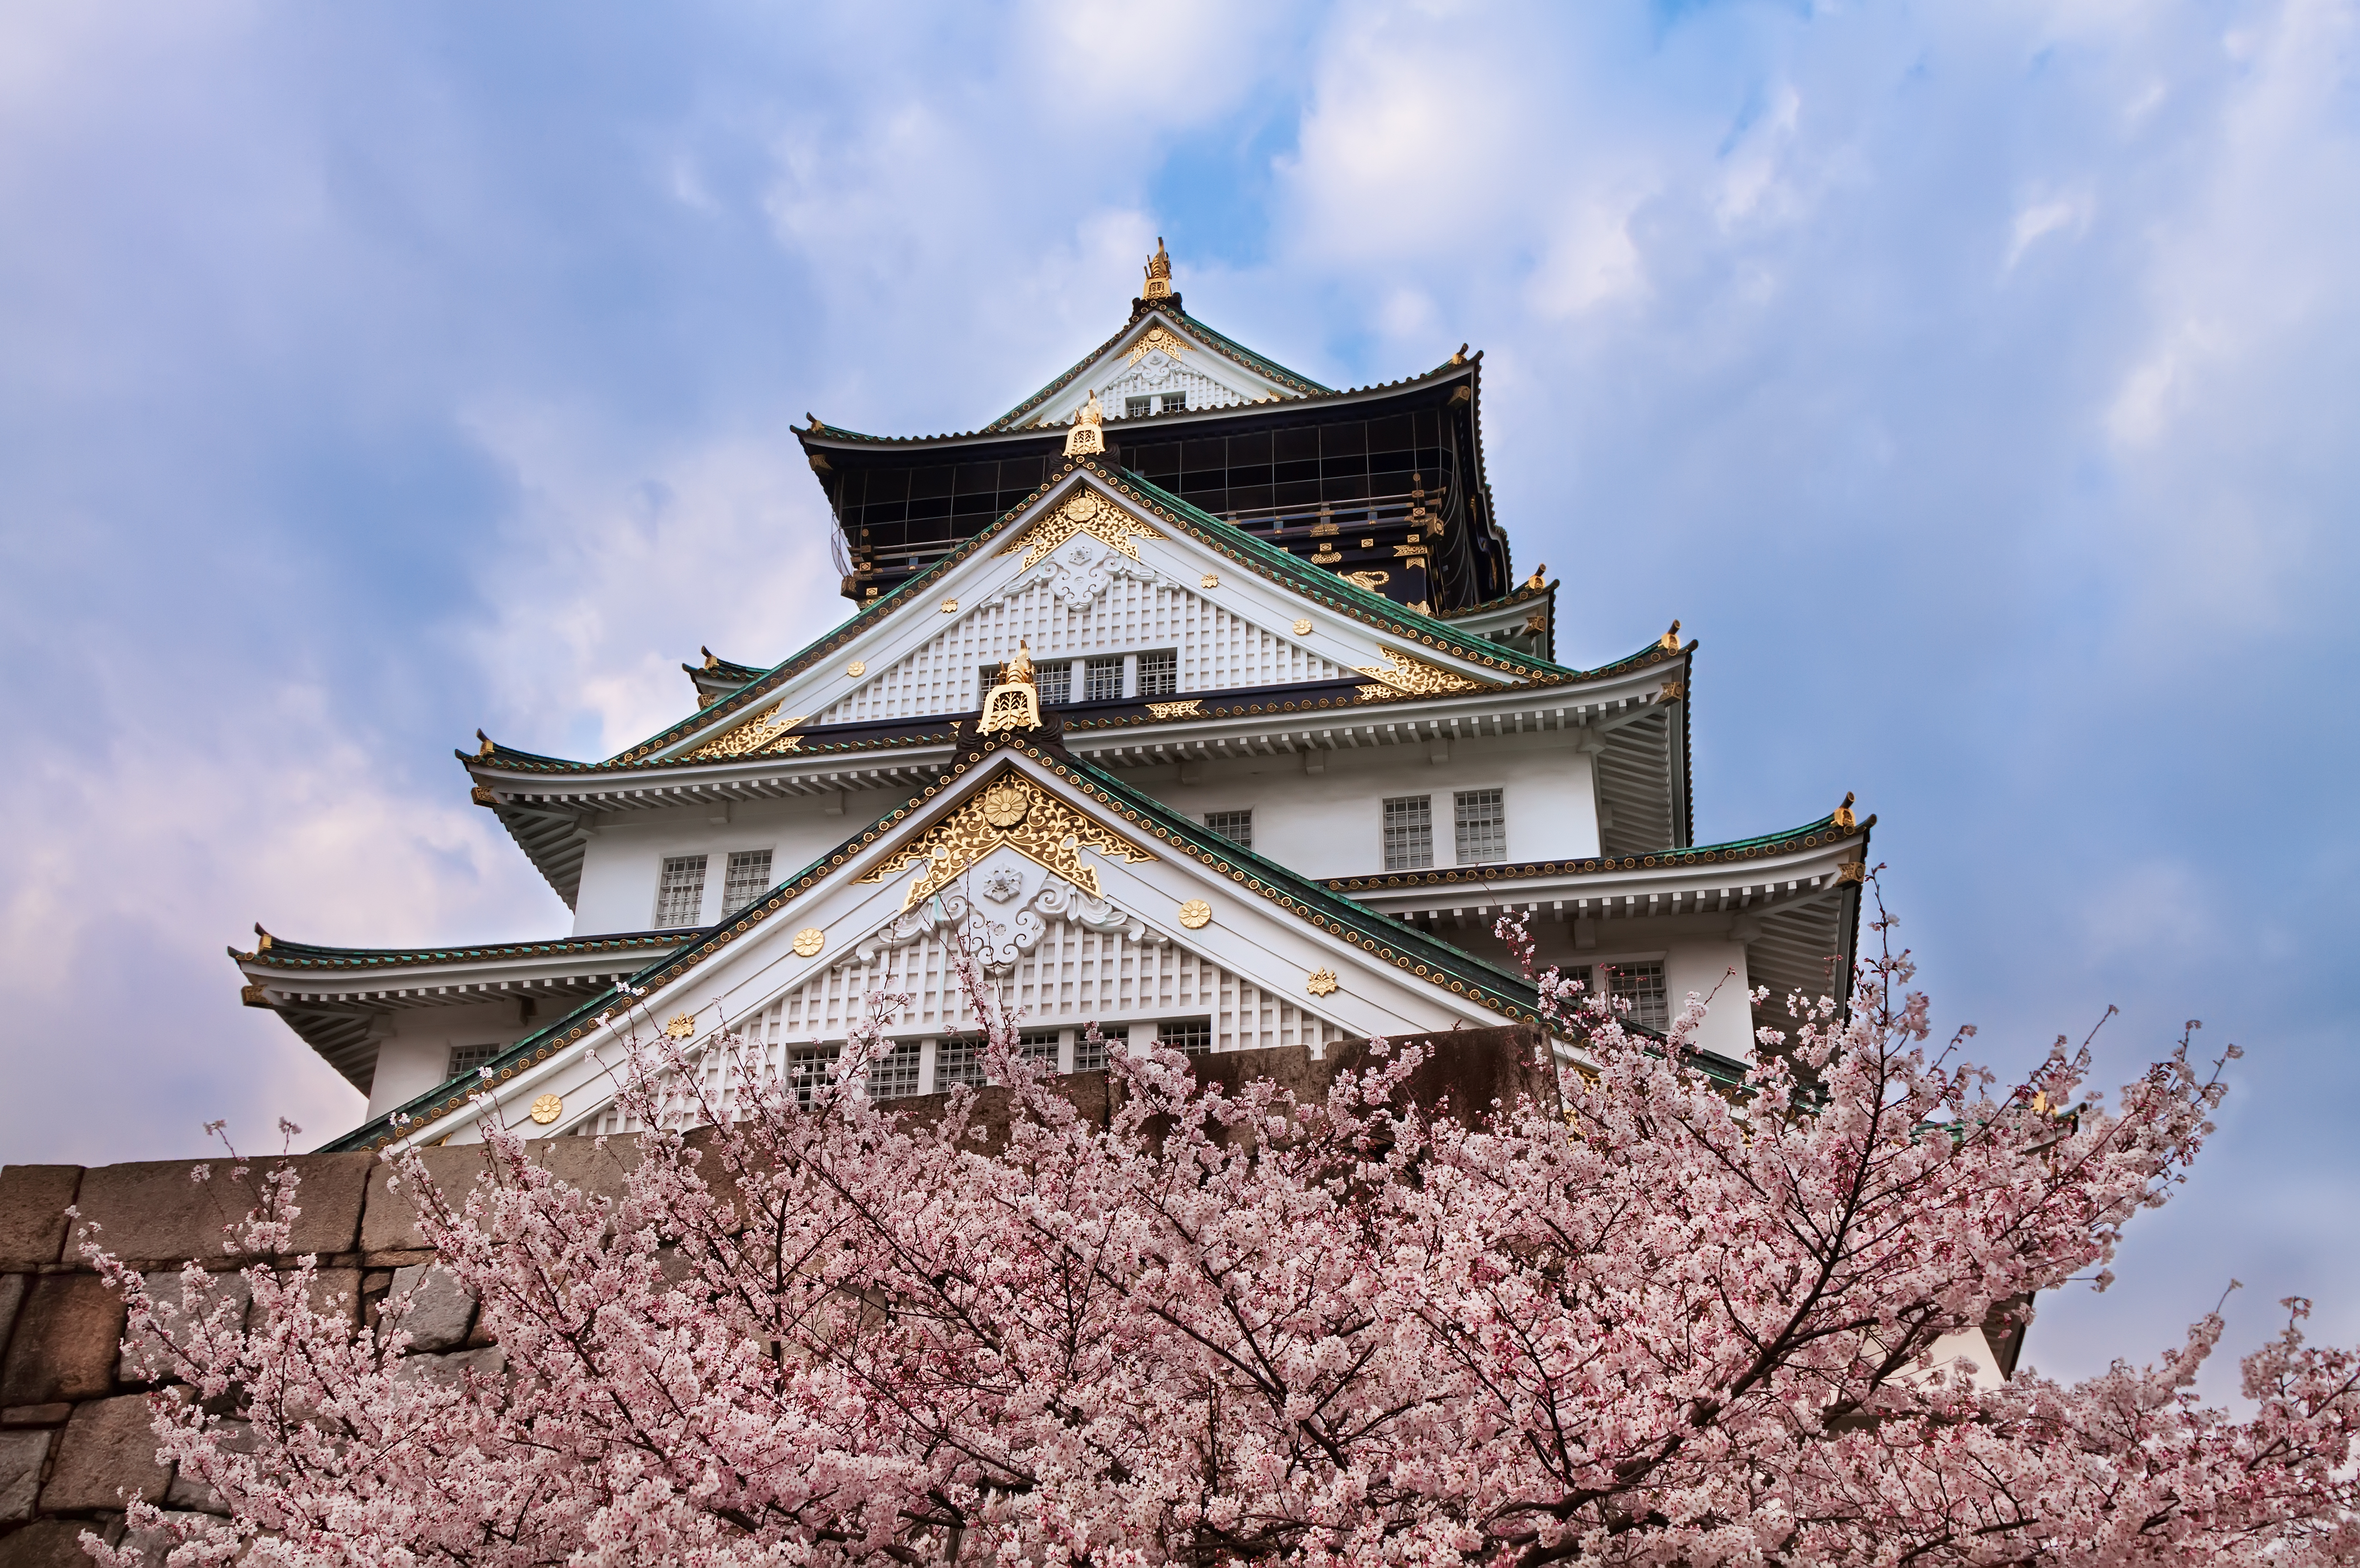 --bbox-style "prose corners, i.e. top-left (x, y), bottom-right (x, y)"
top-left (1020, 312), bottom-right (1302, 430)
